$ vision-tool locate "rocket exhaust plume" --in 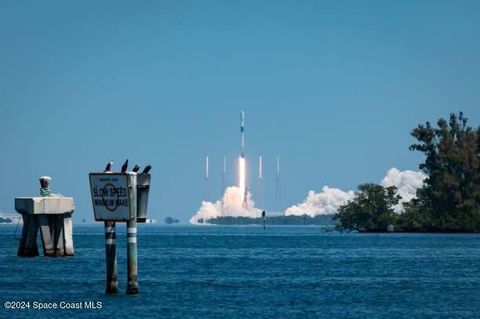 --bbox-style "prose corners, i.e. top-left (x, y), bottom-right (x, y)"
top-left (238, 156), bottom-right (246, 198)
